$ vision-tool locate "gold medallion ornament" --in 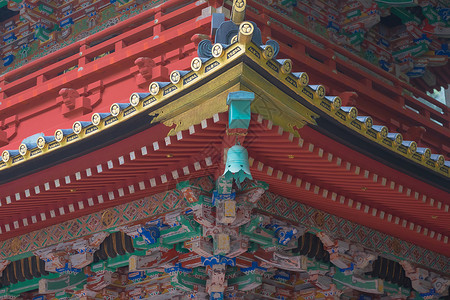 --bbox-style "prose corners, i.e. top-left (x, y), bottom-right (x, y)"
top-left (212, 43), bottom-right (224, 58)
top-left (297, 72), bottom-right (309, 86)
top-left (19, 144), bottom-right (28, 156)
top-left (390, 133), bottom-right (403, 147)
top-left (129, 93), bottom-right (141, 107)
top-left (230, 35), bottom-right (238, 44)
top-left (72, 121), bottom-right (82, 134)
top-left (231, 0), bottom-right (246, 24)
top-left (10, 238), bottom-right (21, 254)
top-left (238, 22), bottom-right (253, 44)
top-left (101, 210), bottom-right (116, 227)
top-left (149, 82), bottom-right (160, 96)
top-left (347, 107), bottom-right (358, 120)
top-left (2, 150), bottom-right (10, 162)
top-left (191, 57), bottom-right (203, 72)
top-left (408, 141), bottom-right (417, 155)
top-left (364, 116), bottom-right (373, 130)
top-left (91, 113), bottom-right (102, 126)
top-left (281, 59), bottom-right (292, 74)
top-left (331, 96), bottom-right (341, 110)
top-left (36, 136), bottom-right (46, 149)
top-left (435, 155), bottom-right (445, 167)
top-left (170, 71), bottom-right (181, 85)
top-left (54, 129), bottom-right (65, 142)
top-left (110, 103), bottom-right (121, 117)
top-left (262, 45), bottom-right (274, 60)
top-left (422, 148), bottom-right (431, 160)
top-left (316, 85), bottom-right (326, 99)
